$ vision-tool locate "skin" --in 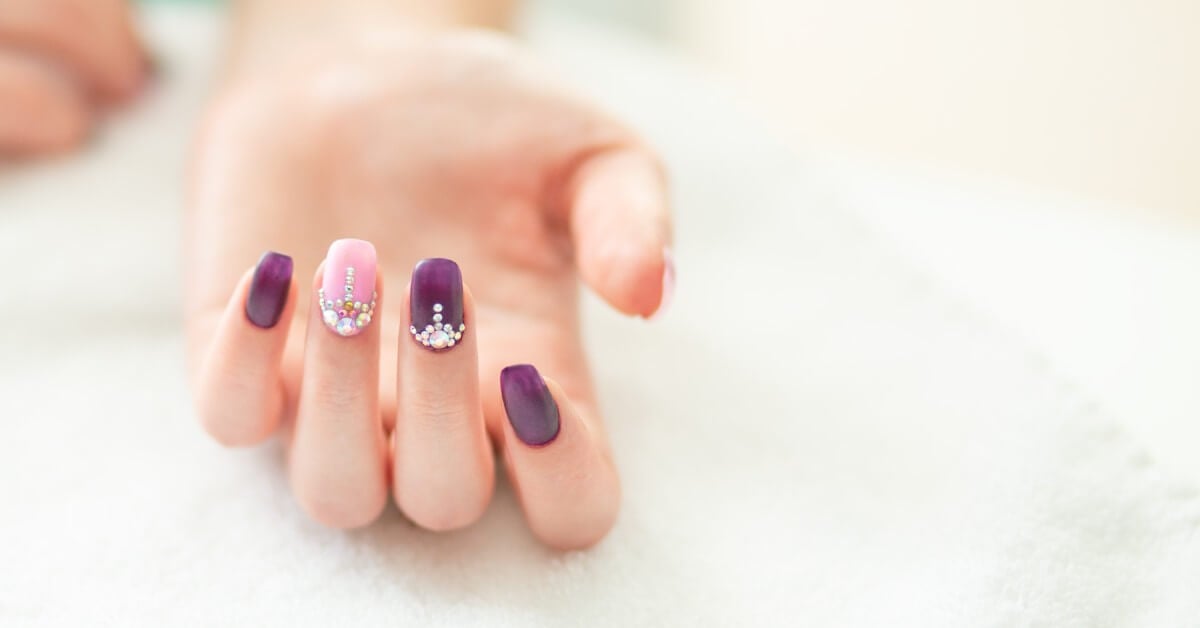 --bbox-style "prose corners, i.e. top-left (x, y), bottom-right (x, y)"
top-left (186, 3), bottom-right (673, 548)
top-left (0, 0), bottom-right (145, 157)
top-left (3, 0), bottom-right (672, 549)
